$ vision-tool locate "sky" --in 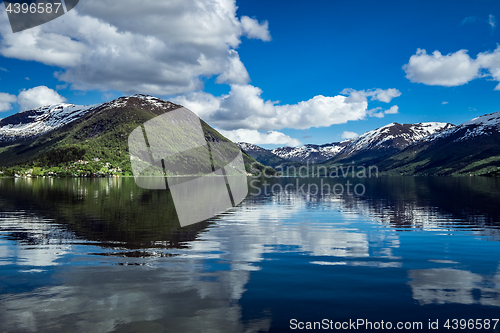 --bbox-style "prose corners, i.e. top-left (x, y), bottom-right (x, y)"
top-left (0, 0), bottom-right (499, 148)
